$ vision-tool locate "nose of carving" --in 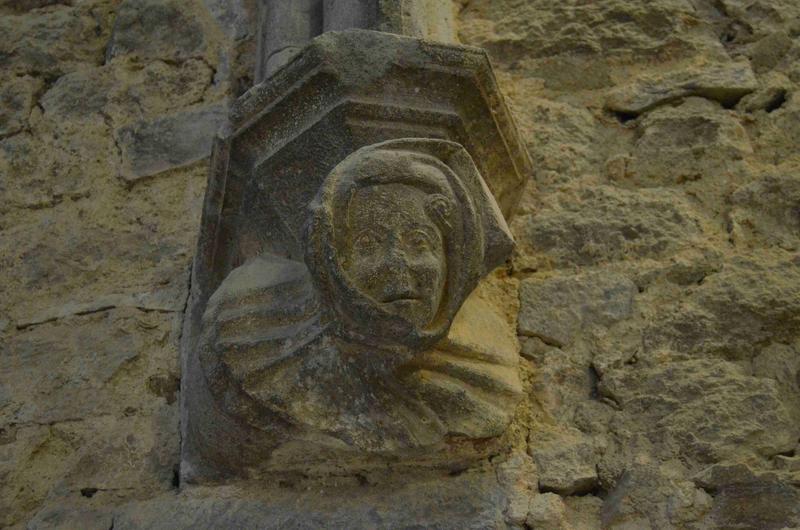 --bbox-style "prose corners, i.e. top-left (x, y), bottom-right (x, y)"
top-left (385, 243), bottom-right (408, 266)
top-left (378, 245), bottom-right (416, 301)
